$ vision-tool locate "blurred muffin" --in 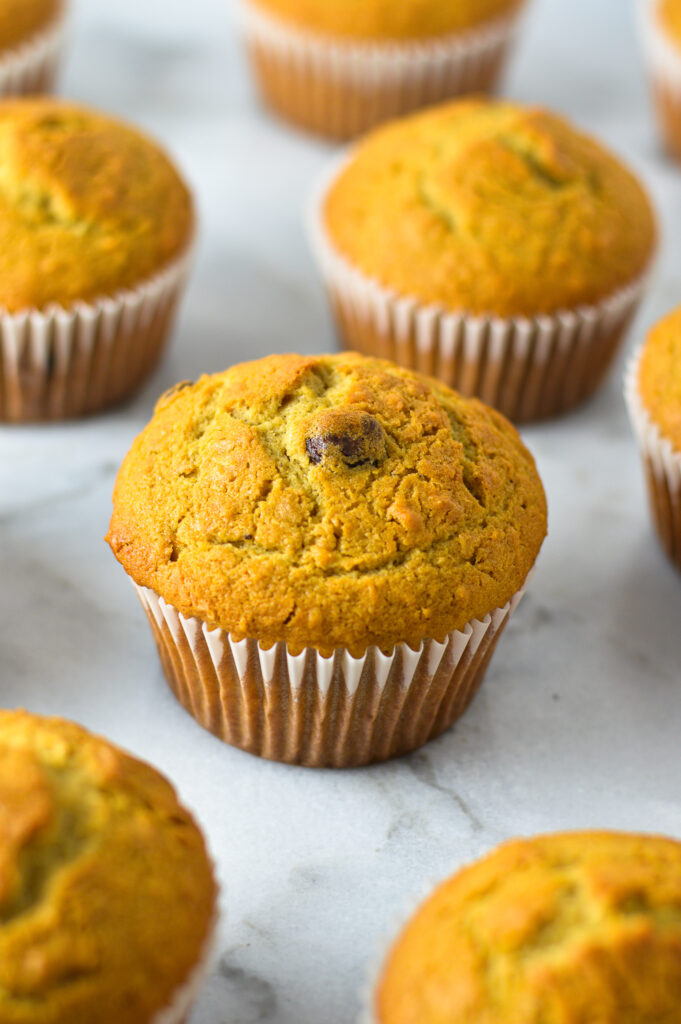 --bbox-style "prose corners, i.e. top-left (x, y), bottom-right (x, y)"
top-left (0, 98), bottom-right (195, 423)
top-left (375, 831), bottom-right (681, 1023)
top-left (312, 97), bottom-right (657, 422)
top-left (0, 709), bottom-right (217, 1024)
top-left (241, 0), bottom-right (528, 140)
top-left (0, 0), bottom-right (65, 96)
top-left (639, 0), bottom-right (681, 160)
top-left (626, 304), bottom-right (681, 571)
top-left (107, 351), bottom-right (547, 768)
